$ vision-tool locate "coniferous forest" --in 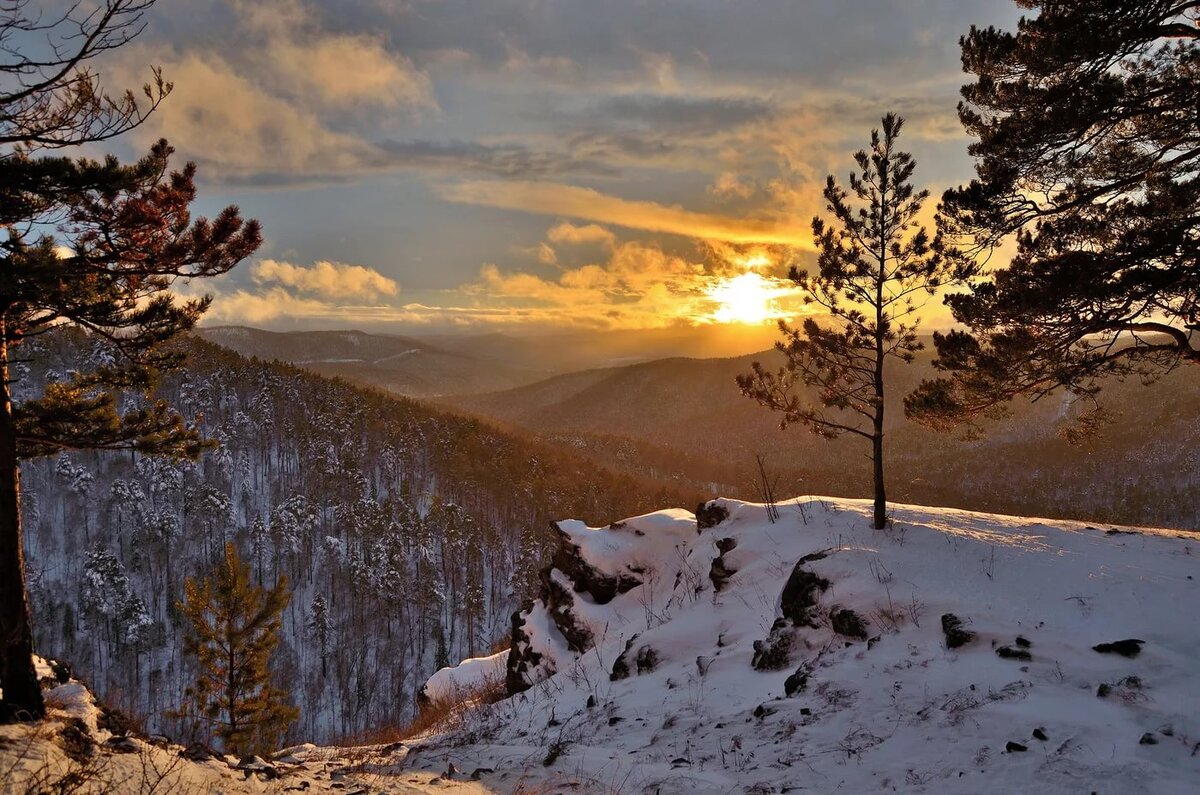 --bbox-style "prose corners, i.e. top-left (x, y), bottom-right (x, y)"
top-left (16, 330), bottom-right (689, 742)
